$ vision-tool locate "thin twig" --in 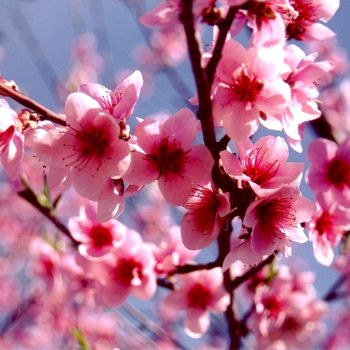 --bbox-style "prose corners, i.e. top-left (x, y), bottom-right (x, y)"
top-left (157, 277), bottom-right (175, 290)
top-left (323, 274), bottom-right (347, 302)
top-left (179, 0), bottom-right (217, 158)
top-left (172, 260), bottom-right (220, 275)
top-left (0, 294), bottom-right (38, 336)
top-left (231, 253), bottom-right (276, 290)
top-left (18, 183), bottom-right (79, 247)
top-left (205, 6), bottom-right (240, 86)
top-left (0, 82), bottom-right (66, 125)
